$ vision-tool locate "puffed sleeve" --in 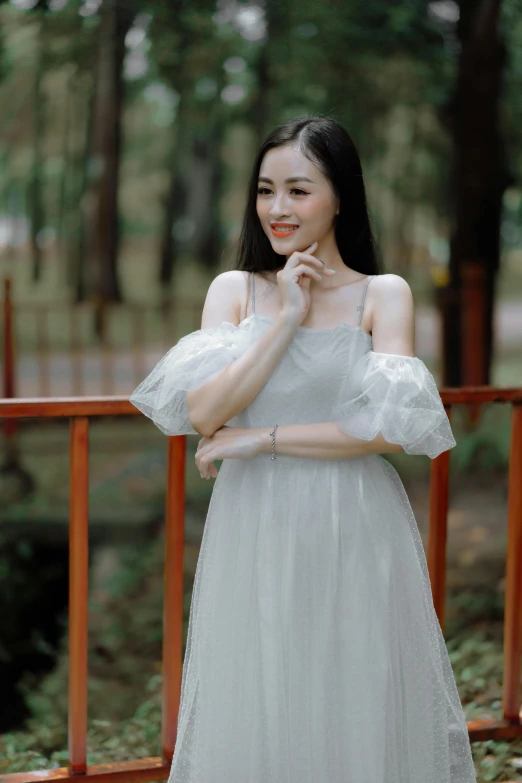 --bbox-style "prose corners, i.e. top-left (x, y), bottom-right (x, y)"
top-left (334, 351), bottom-right (456, 459)
top-left (130, 321), bottom-right (258, 436)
